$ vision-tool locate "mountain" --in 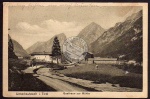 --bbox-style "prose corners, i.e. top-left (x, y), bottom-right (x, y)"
top-left (26, 41), bottom-right (44, 54)
top-left (12, 40), bottom-right (30, 57)
top-left (77, 22), bottom-right (105, 51)
top-left (8, 34), bottom-right (29, 57)
top-left (26, 33), bottom-right (67, 54)
top-left (92, 10), bottom-right (142, 62)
